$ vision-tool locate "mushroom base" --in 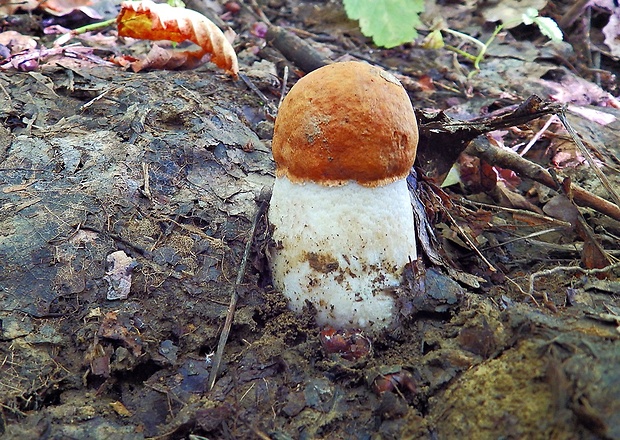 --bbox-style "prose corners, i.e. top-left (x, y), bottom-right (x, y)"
top-left (268, 176), bottom-right (417, 332)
